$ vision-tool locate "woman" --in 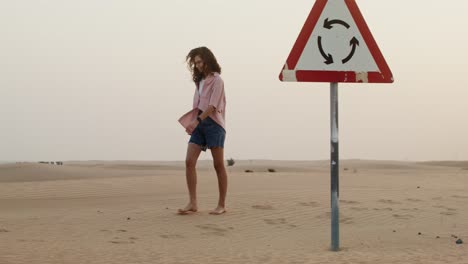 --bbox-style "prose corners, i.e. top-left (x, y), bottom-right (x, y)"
top-left (178, 47), bottom-right (227, 215)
